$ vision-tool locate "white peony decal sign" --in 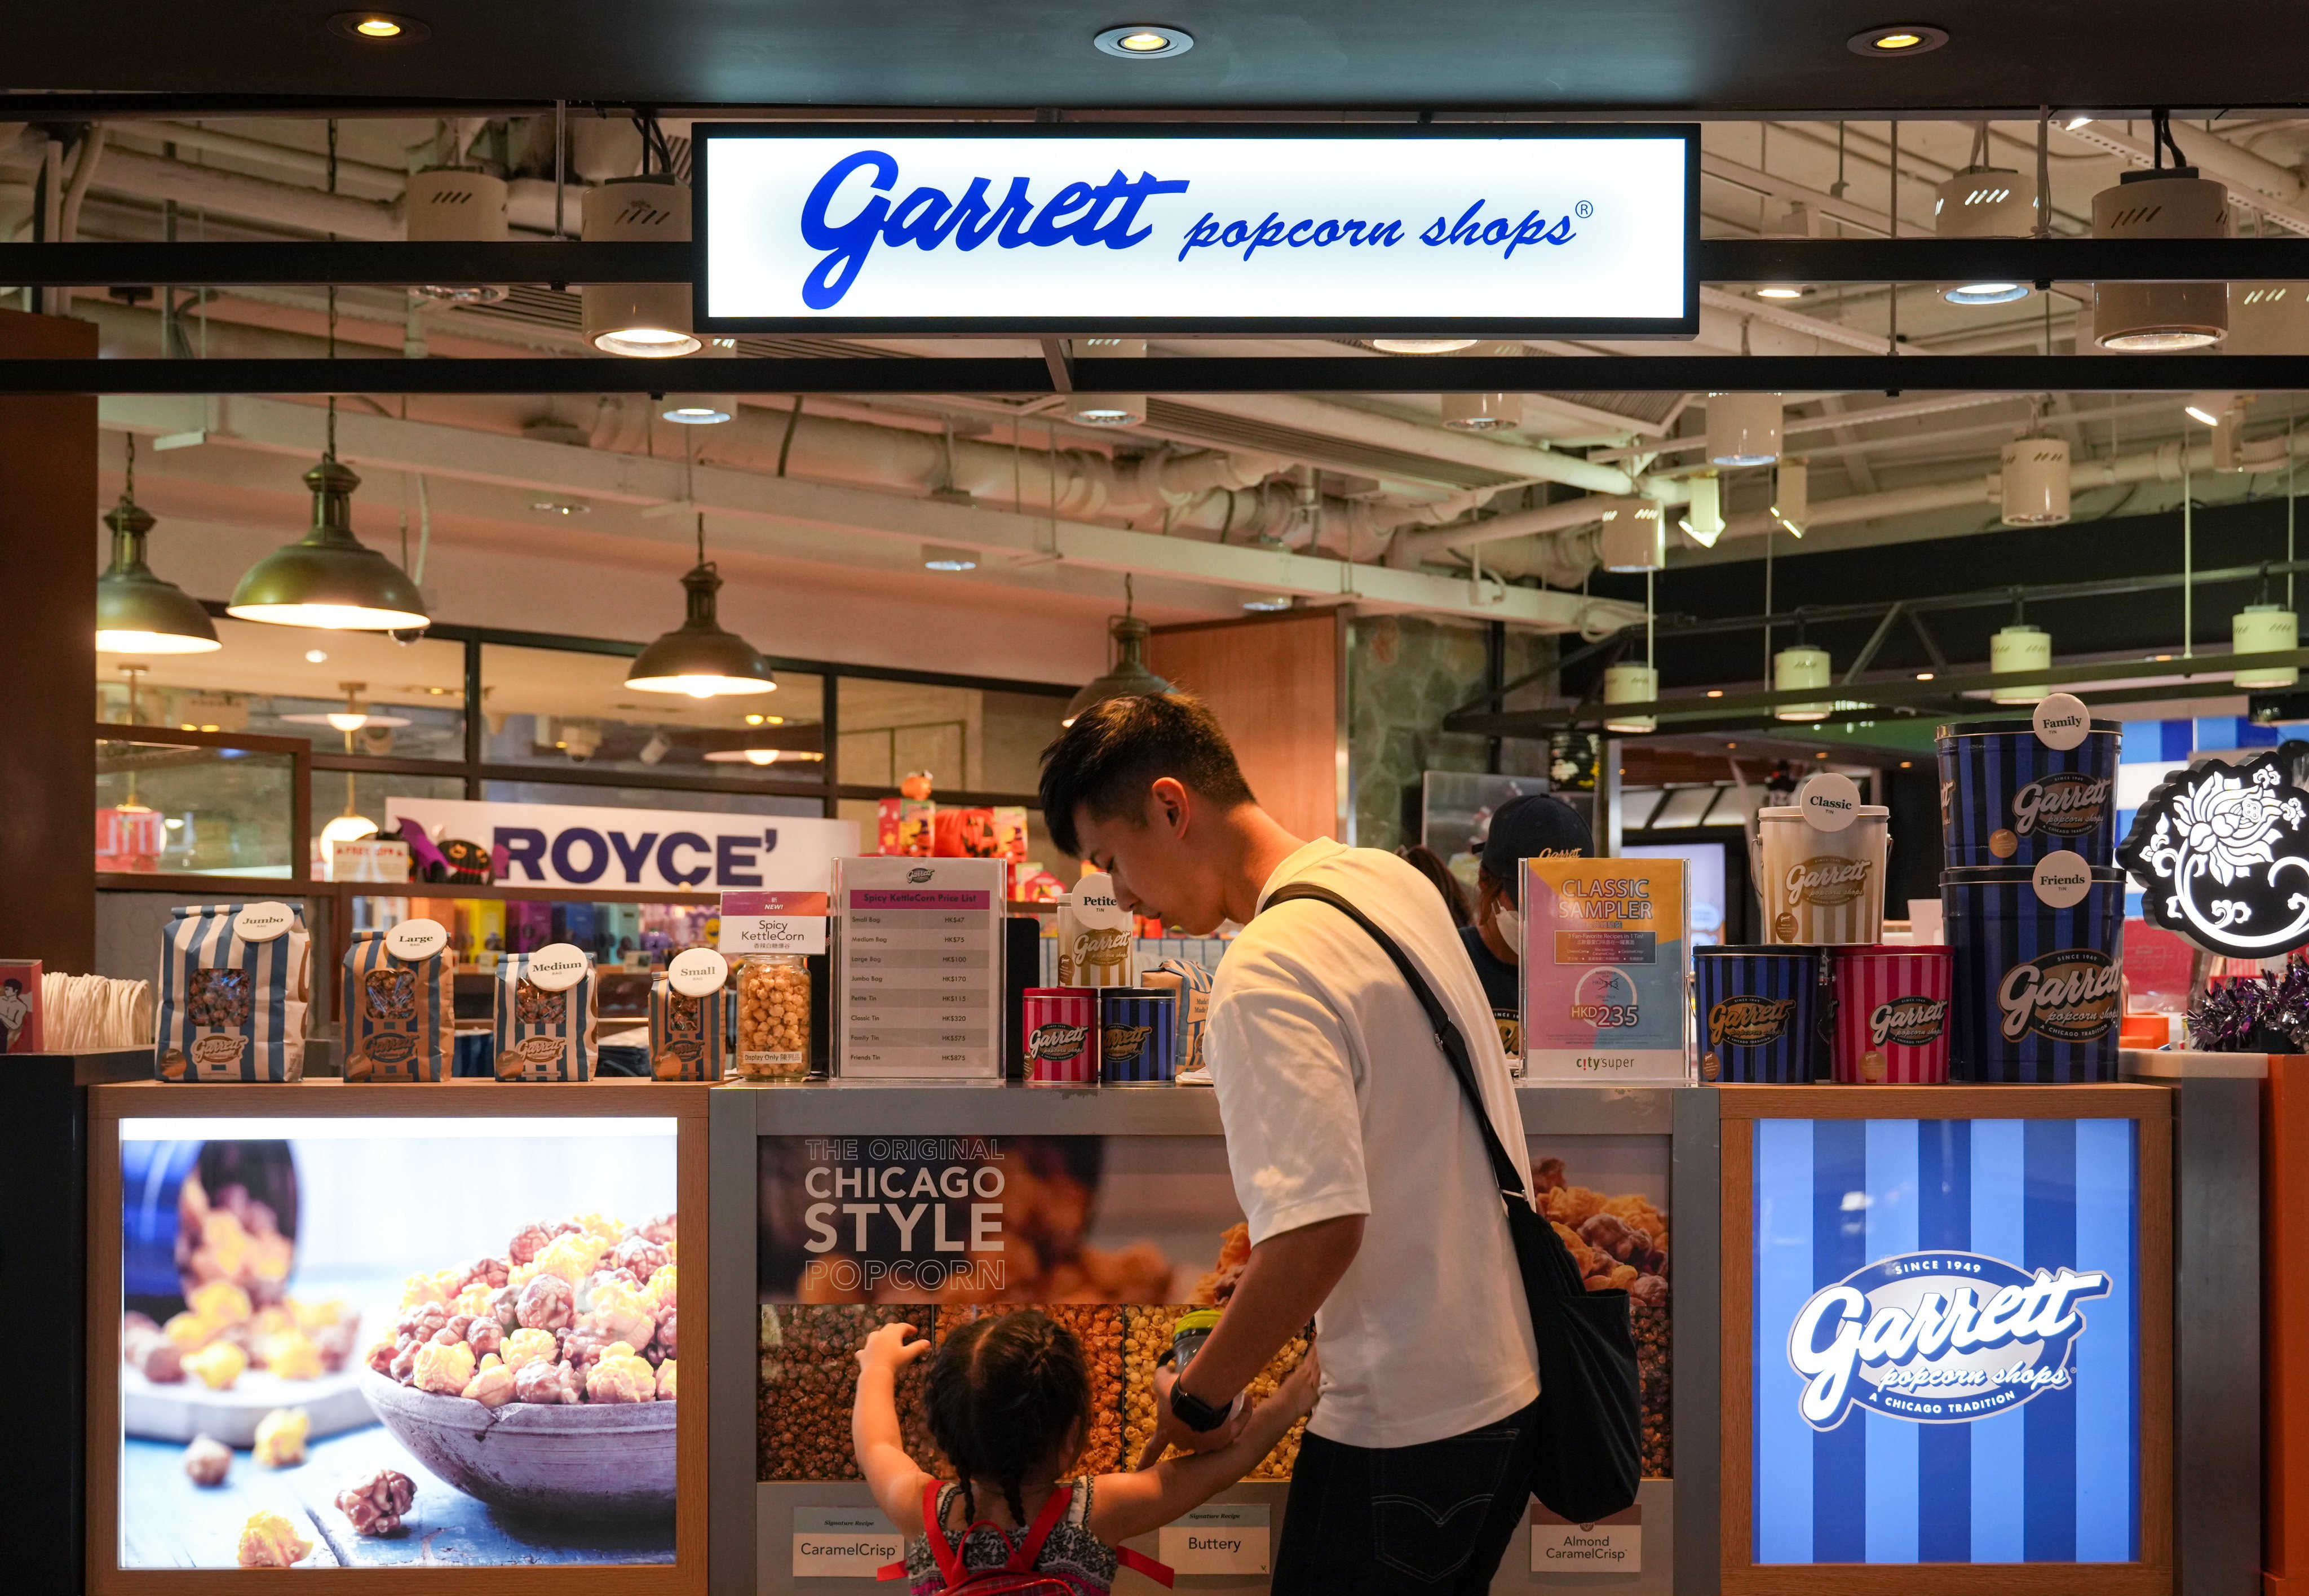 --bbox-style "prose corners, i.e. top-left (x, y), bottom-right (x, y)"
top-left (2117, 750), bottom-right (2309, 955)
